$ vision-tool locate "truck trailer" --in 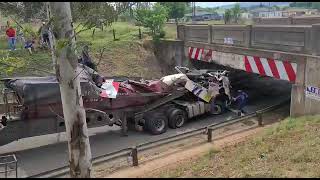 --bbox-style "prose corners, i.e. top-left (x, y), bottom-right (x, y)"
top-left (0, 65), bottom-right (232, 146)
